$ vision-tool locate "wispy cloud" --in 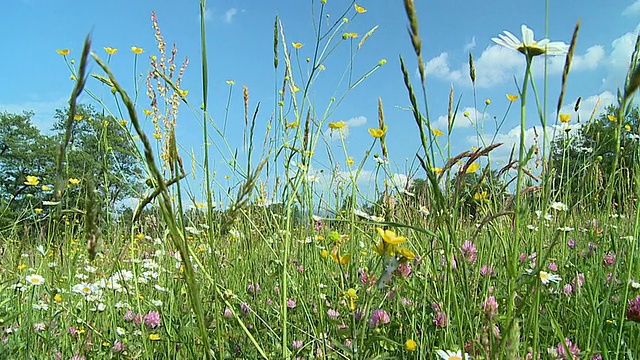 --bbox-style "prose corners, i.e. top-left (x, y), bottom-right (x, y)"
top-left (433, 107), bottom-right (493, 131)
top-left (325, 116), bottom-right (367, 141)
top-left (623, 0), bottom-right (640, 16)
top-left (0, 97), bottom-right (67, 132)
top-left (463, 36), bottom-right (476, 52)
top-left (203, 8), bottom-right (213, 21)
top-left (224, 8), bottom-right (238, 23)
